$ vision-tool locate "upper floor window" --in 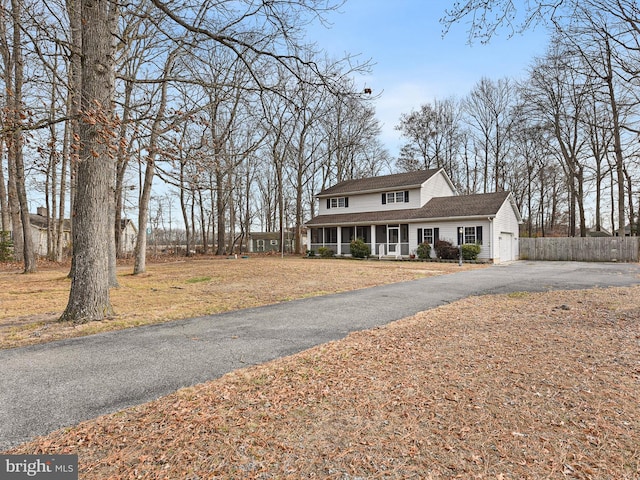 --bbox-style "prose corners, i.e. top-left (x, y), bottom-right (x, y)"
top-left (326, 197), bottom-right (349, 209)
top-left (382, 190), bottom-right (409, 204)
